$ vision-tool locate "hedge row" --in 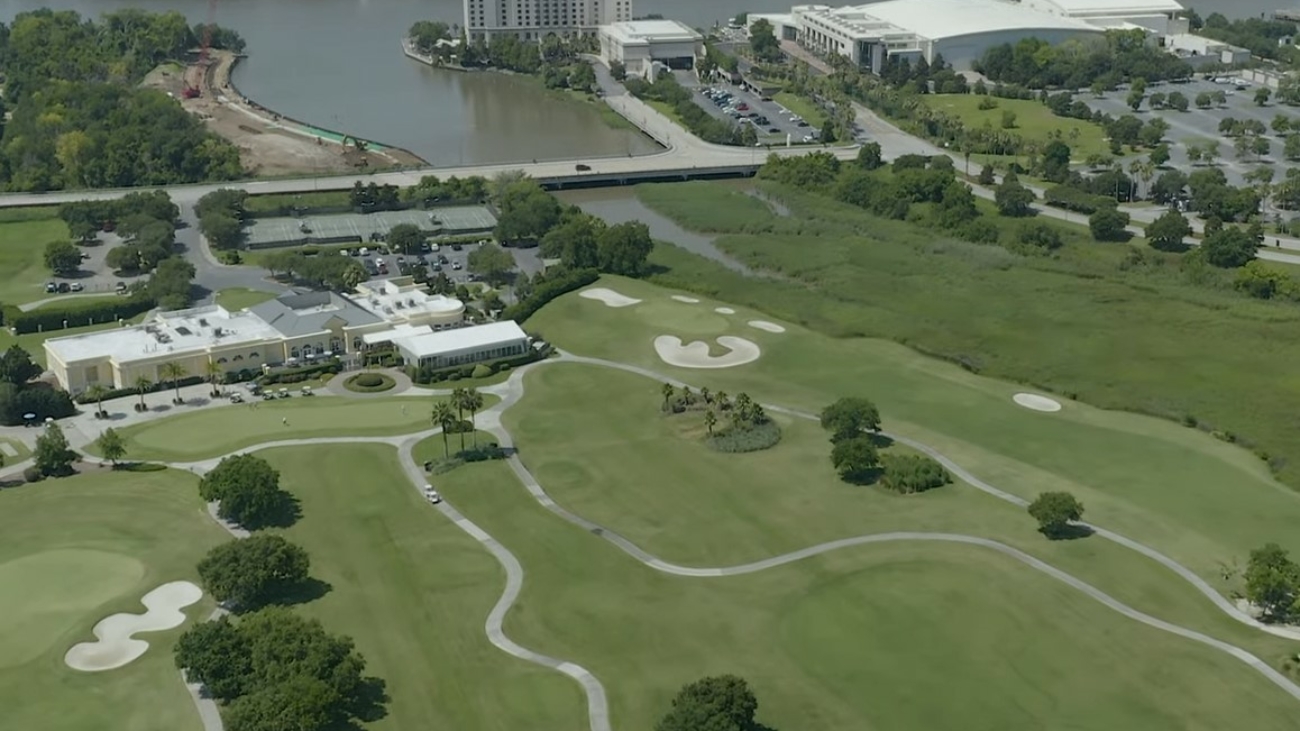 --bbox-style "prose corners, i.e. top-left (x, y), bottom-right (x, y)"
top-left (500, 267), bottom-right (599, 324)
top-left (0, 385), bottom-right (76, 425)
top-left (4, 296), bottom-right (156, 335)
top-left (408, 348), bottom-right (544, 385)
top-left (1043, 185), bottom-right (1116, 215)
top-left (258, 361), bottom-right (342, 385)
top-left (73, 375), bottom-right (206, 404)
